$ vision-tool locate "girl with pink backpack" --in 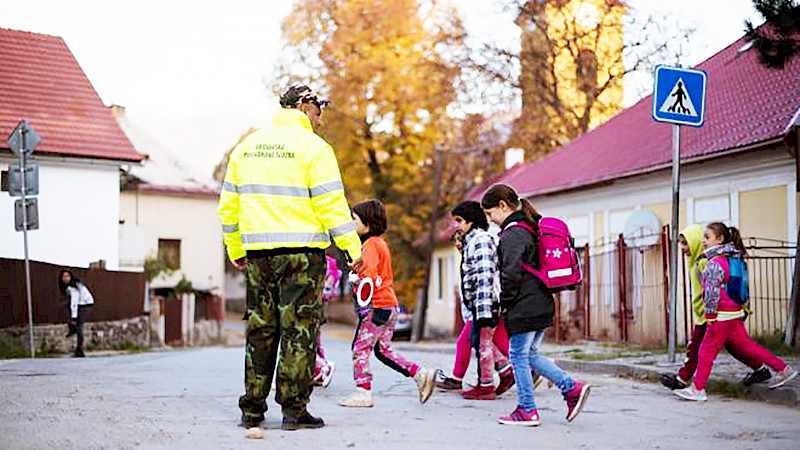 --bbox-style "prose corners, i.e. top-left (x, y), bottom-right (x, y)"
top-left (481, 184), bottom-right (590, 426)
